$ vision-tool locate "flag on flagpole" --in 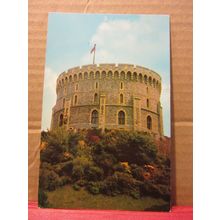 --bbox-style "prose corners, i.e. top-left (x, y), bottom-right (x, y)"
top-left (90, 44), bottom-right (96, 54)
top-left (90, 44), bottom-right (96, 64)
